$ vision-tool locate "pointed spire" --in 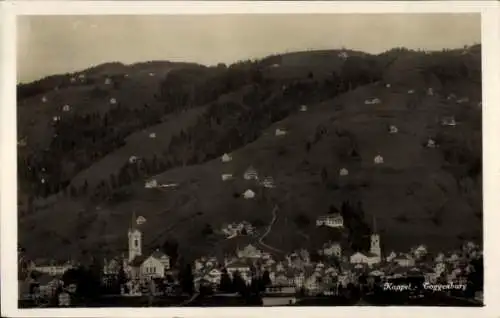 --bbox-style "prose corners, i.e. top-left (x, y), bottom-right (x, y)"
top-left (373, 215), bottom-right (377, 234)
top-left (130, 210), bottom-right (137, 230)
